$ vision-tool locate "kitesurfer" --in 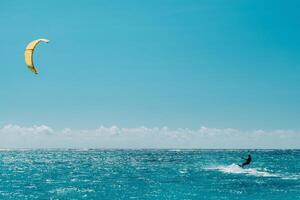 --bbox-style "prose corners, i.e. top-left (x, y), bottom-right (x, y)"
top-left (239, 154), bottom-right (252, 168)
